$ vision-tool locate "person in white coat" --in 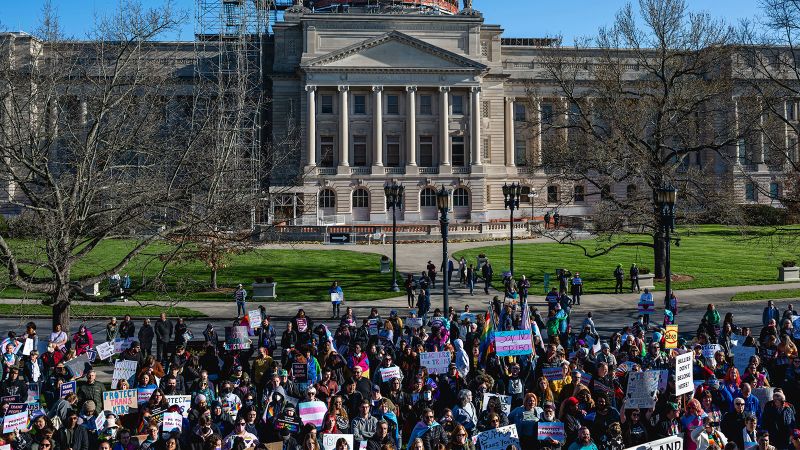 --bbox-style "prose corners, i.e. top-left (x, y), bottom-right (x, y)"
top-left (691, 416), bottom-right (728, 450)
